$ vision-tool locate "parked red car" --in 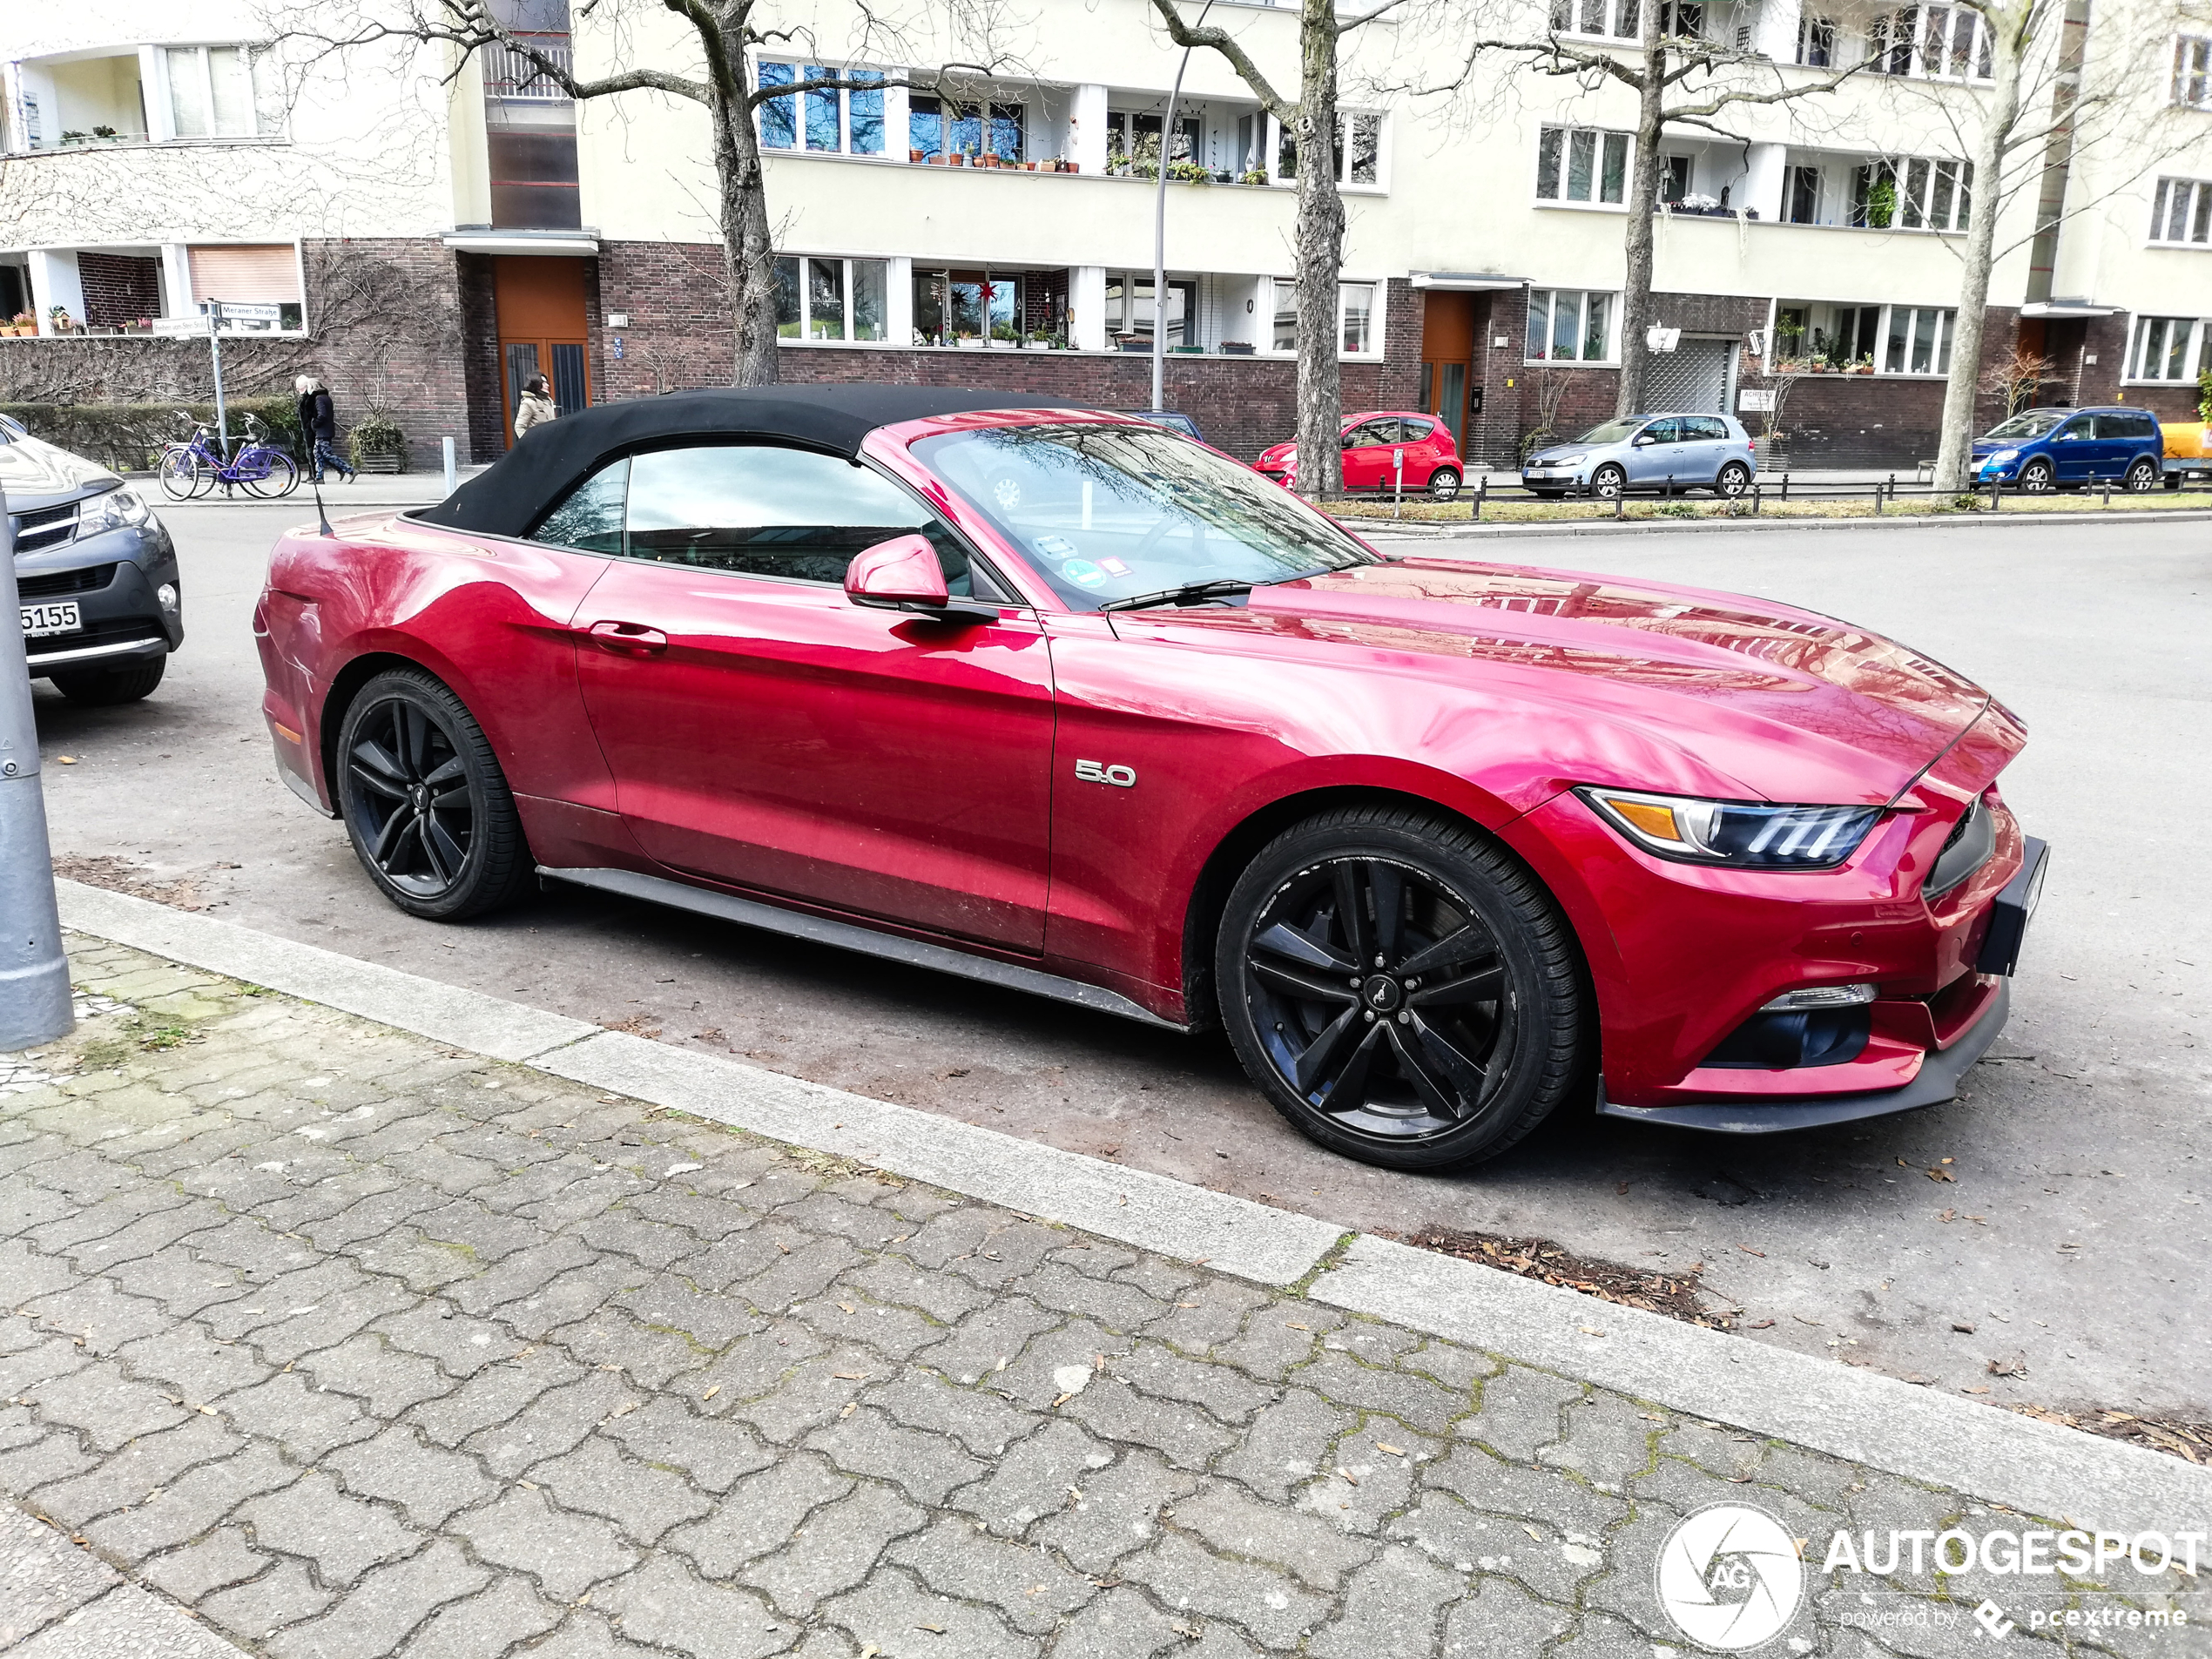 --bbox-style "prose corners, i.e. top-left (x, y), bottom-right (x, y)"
top-left (1257, 411), bottom-right (1466, 500)
top-left (258, 388), bottom-right (2043, 1170)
